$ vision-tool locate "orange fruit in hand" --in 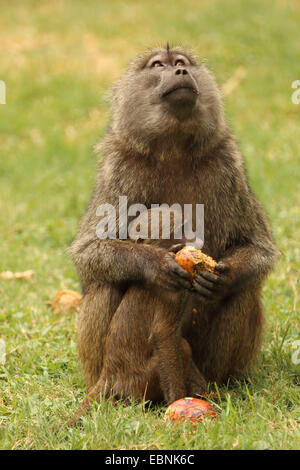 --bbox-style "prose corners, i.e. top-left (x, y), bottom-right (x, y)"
top-left (164, 397), bottom-right (217, 425)
top-left (174, 246), bottom-right (216, 279)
